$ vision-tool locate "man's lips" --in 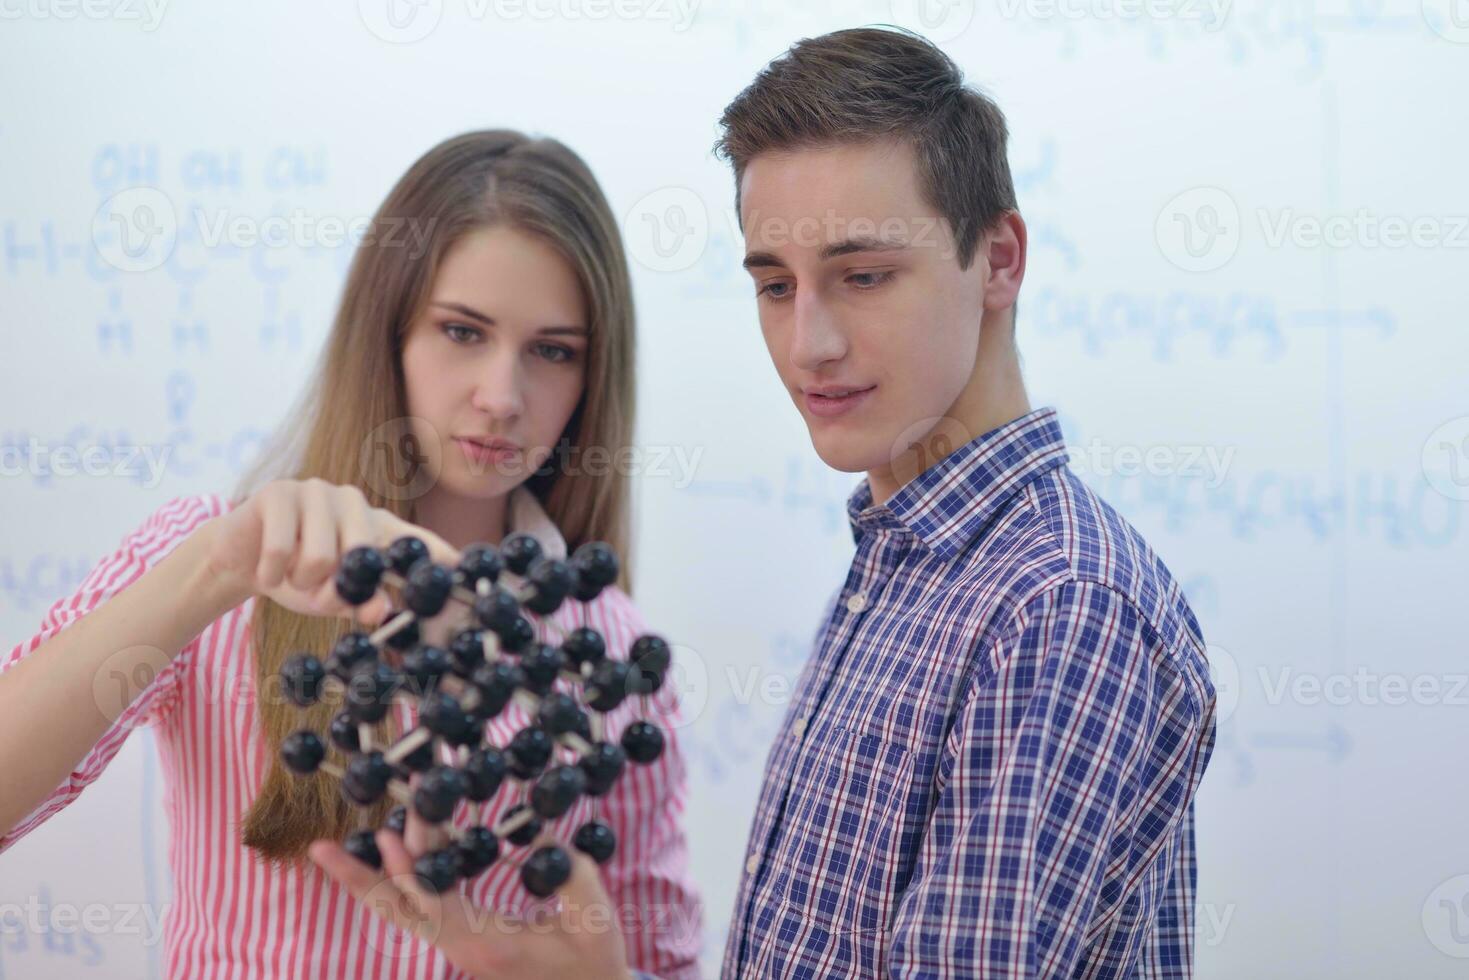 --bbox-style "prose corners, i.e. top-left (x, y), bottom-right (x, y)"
top-left (802, 385), bottom-right (876, 418)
